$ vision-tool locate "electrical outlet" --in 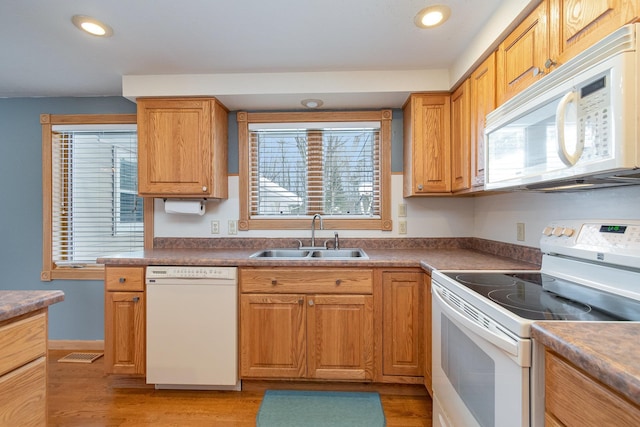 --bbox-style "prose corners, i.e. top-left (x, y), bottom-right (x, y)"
top-left (398, 220), bottom-right (407, 235)
top-left (398, 203), bottom-right (407, 217)
top-left (228, 220), bottom-right (238, 235)
top-left (211, 220), bottom-right (220, 234)
top-left (517, 222), bottom-right (525, 241)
